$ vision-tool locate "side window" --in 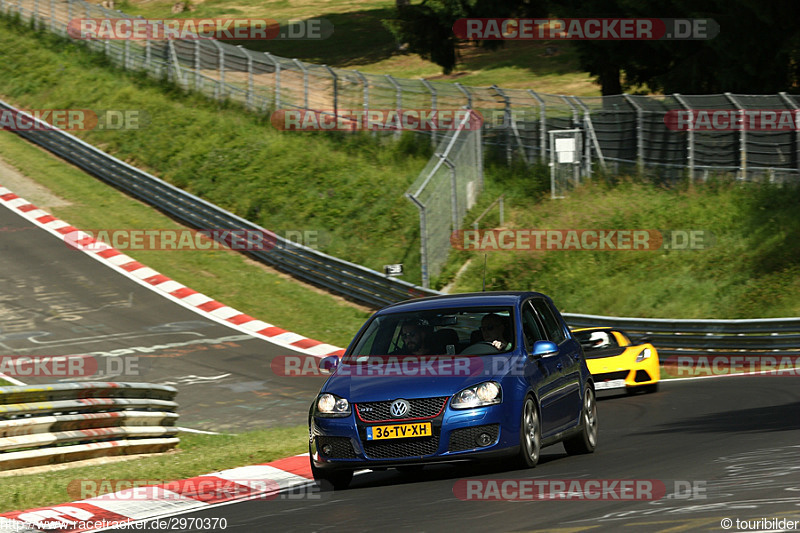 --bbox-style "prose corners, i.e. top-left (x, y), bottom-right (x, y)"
top-left (531, 299), bottom-right (566, 345)
top-left (521, 303), bottom-right (545, 351)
